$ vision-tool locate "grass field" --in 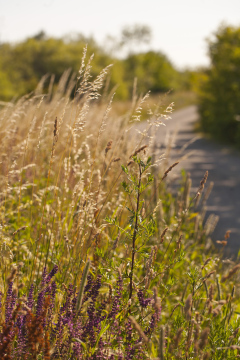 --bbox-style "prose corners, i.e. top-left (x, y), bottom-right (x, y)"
top-left (0, 55), bottom-right (239, 359)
